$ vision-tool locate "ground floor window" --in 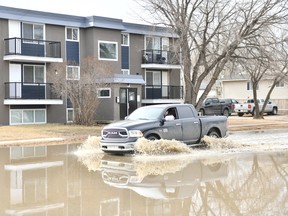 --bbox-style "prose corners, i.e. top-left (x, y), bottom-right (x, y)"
top-left (10, 109), bottom-right (46, 125)
top-left (97, 88), bottom-right (111, 98)
top-left (67, 108), bottom-right (74, 123)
